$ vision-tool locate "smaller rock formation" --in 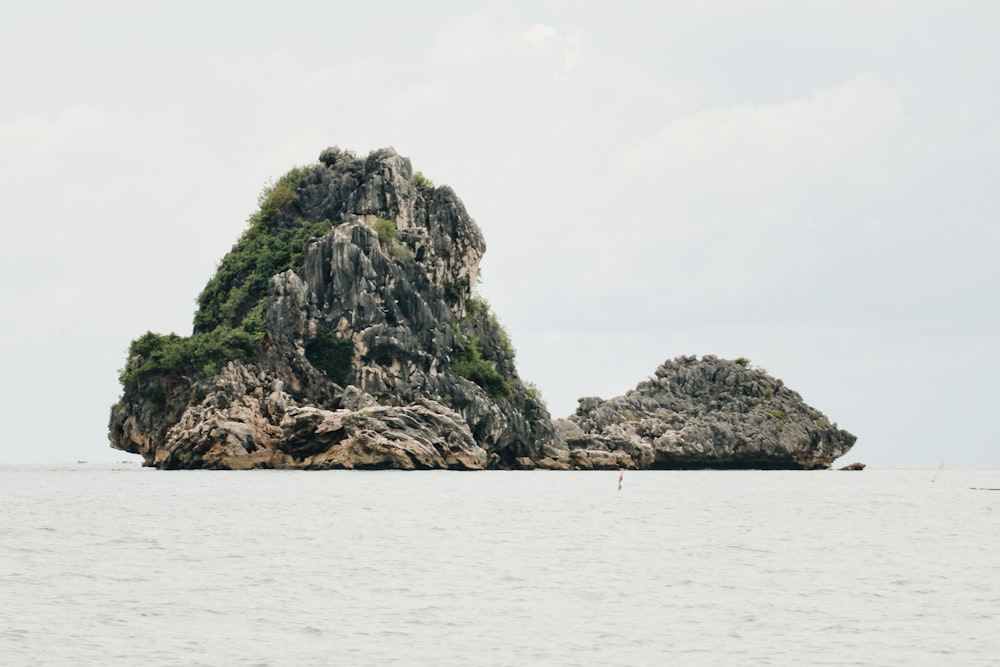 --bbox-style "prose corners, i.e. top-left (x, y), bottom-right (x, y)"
top-left (549, 355), bottom-right (856, 470)
top-left (837, 462), bottom-right (866, 471)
